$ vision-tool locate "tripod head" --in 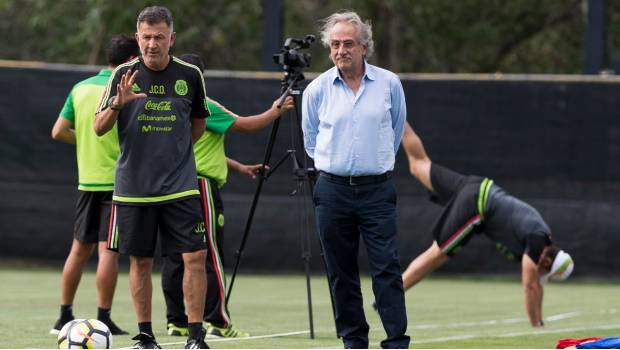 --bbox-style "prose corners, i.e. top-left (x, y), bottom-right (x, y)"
top-left (273, 34), bottom-right (315, 87)
top-left (229, 34), bottom-right (335, 339)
